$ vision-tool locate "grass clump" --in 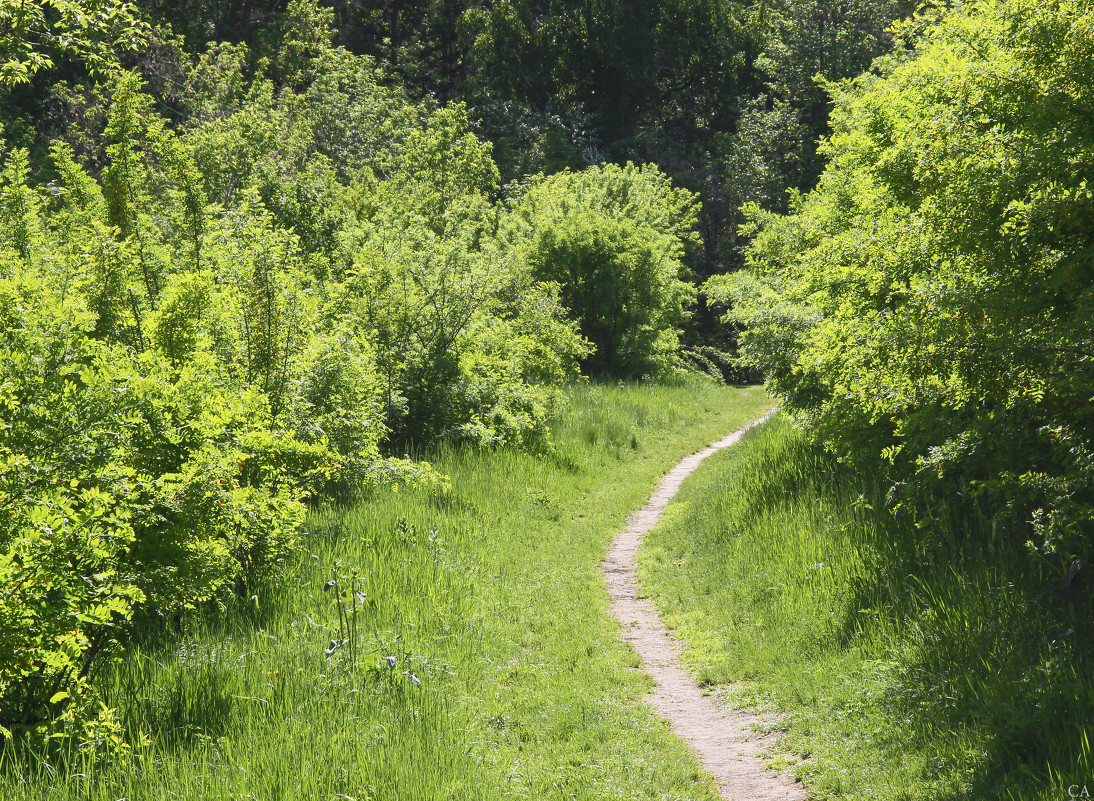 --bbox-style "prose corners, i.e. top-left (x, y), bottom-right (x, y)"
top-left (1, 379), bottom-right (772, 800)
top-left (639, 415), bottom-right (1094, 801)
